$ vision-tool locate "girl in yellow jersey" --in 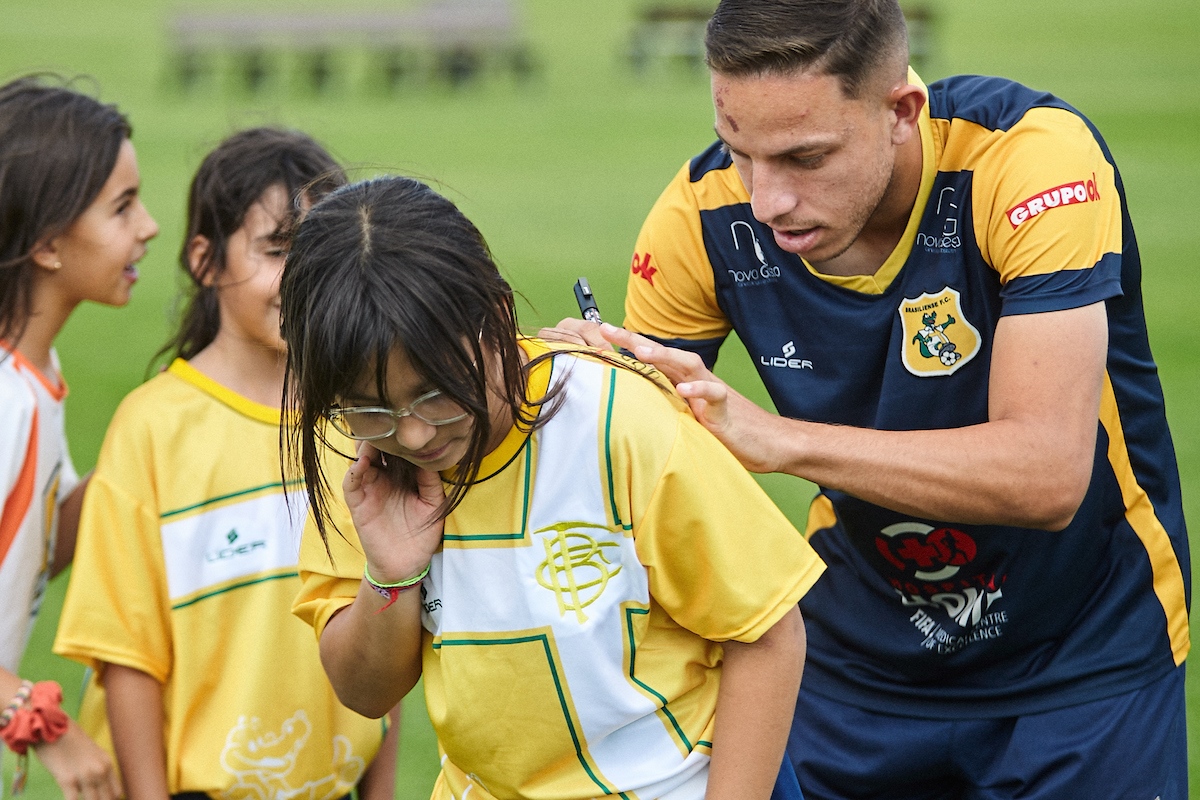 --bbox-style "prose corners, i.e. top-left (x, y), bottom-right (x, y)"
top-left (282, 176), bottom-right (825, 800)
top-left (54, 129), bottom-right (398, 800)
